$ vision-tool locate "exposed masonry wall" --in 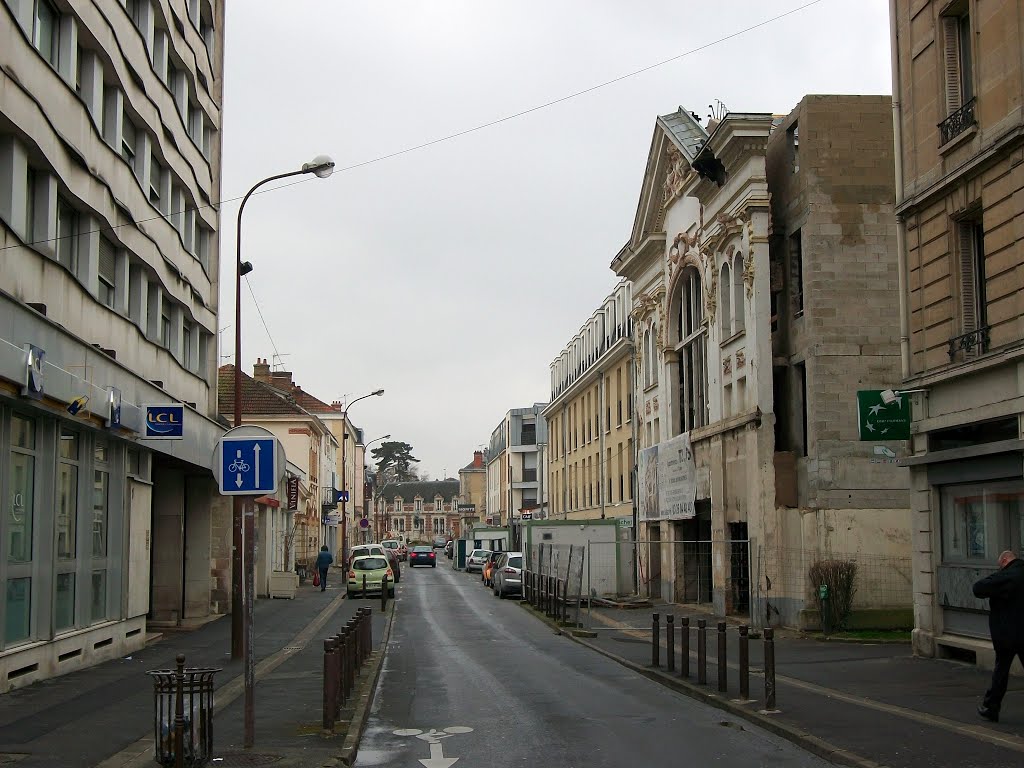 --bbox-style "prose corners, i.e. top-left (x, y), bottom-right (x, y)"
top-left (768, 95), bottom-right (909, 513)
